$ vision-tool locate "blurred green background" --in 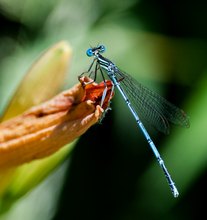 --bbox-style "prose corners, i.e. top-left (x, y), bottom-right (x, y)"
top-left (0, 0), bottom-right (207, 219)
